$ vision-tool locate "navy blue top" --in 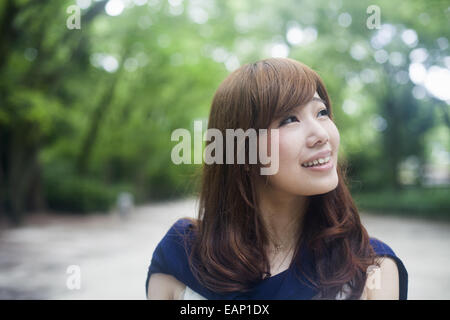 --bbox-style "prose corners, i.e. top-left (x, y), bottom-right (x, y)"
top-left (146, 218), bottom-right (408, 300)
